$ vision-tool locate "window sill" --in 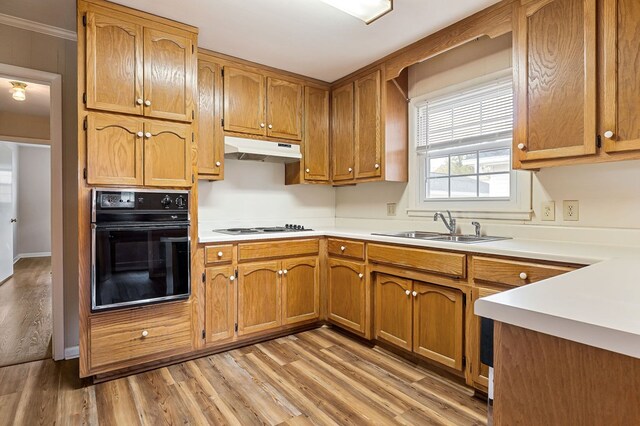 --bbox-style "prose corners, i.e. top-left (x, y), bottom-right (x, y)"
top-left (406, 208), bottom-right (533, 221)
